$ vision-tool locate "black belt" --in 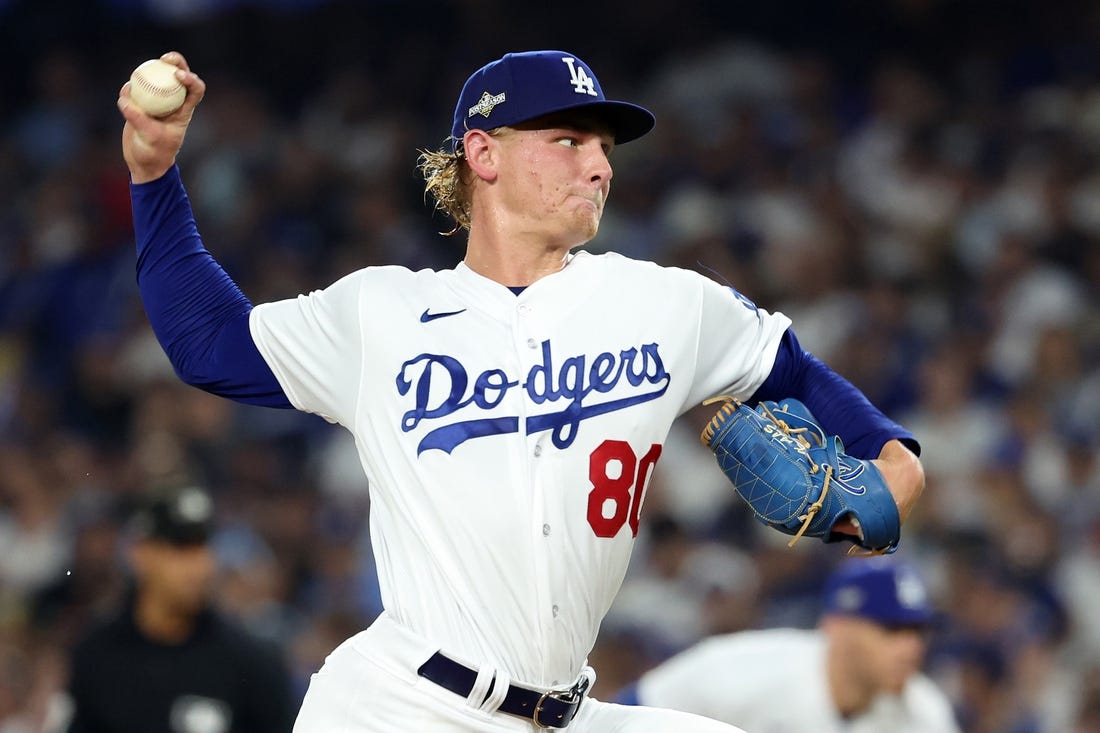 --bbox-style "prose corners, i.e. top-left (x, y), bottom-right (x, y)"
top-left (417, 652), bottom-right (590, 729)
